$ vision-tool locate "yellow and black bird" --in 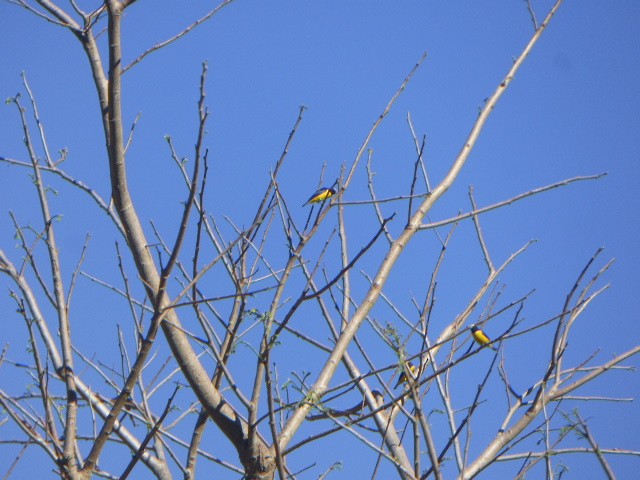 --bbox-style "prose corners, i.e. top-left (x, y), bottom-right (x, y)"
top-left (303, 187), bottom-right (336, 206)
top-left (470, 324), bottom-right (496, 350)
top-left (394, 362), bottom-right (418, 389)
